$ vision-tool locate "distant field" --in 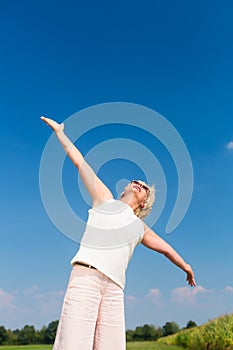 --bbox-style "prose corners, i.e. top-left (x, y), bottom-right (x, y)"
top-left (127, 342), bottom-right (183, 349)
top-left (0, 347), bottom-right (52, 350)
top-left (0, 343), bottom-right (183, 350)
